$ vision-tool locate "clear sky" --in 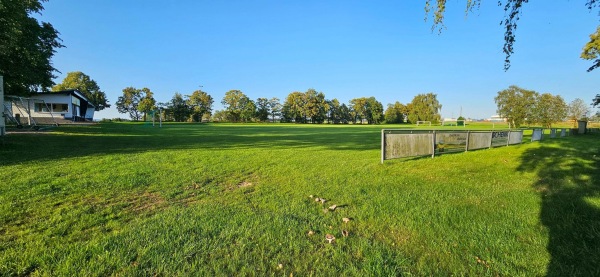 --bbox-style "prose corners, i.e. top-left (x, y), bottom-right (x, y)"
top-left (37, 0), bottom-right (599, 120)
